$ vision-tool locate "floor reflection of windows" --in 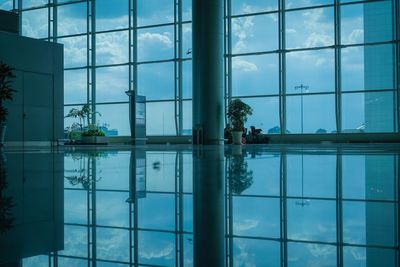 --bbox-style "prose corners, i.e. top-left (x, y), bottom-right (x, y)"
top-left (19, 150), bottom-right (399, 267)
